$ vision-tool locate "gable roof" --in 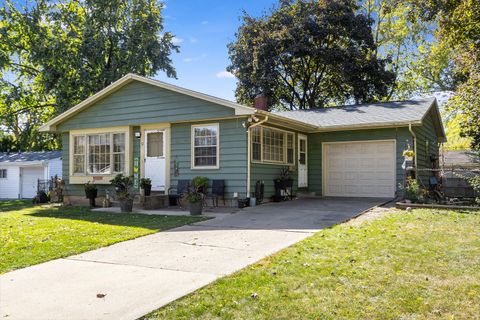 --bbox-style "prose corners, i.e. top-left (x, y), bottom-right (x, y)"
top-left (38, 73), bottom-right (445, 140)
top-left (39, 74), bottom-right (256, 132)
top-left (0, 151), bottom-right (61, 163)
top-left (275, 98), bottom-right (446, 140)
